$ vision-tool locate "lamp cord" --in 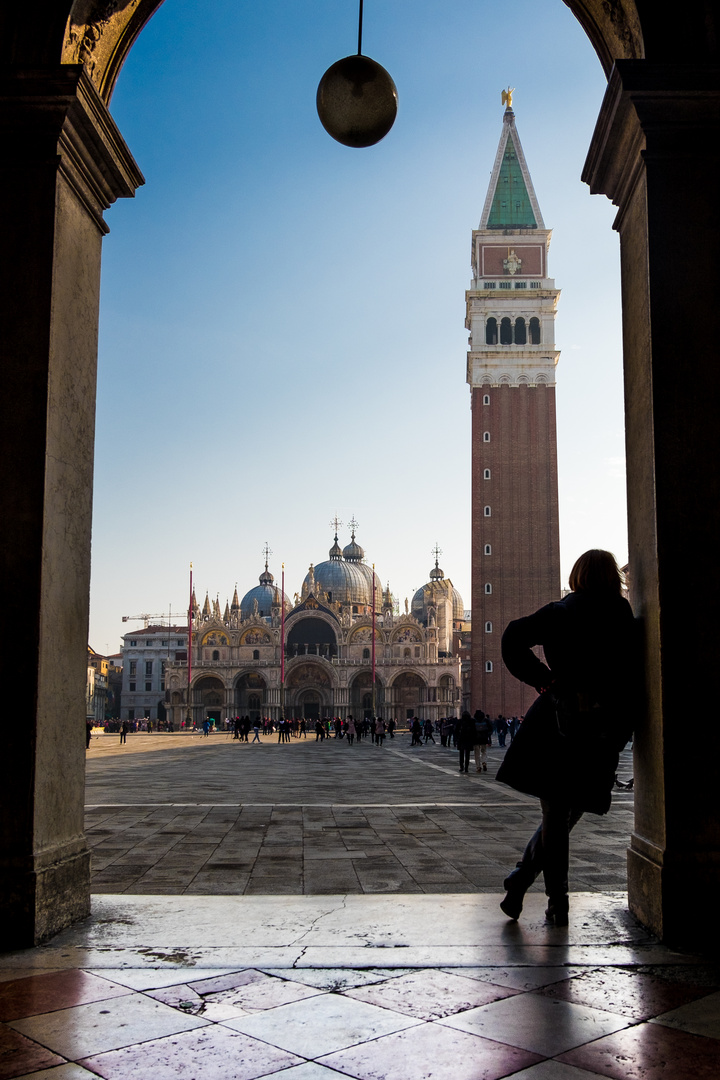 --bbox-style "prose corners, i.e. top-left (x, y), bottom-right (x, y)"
top-left (358, 0), bottom-right (364, 55)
